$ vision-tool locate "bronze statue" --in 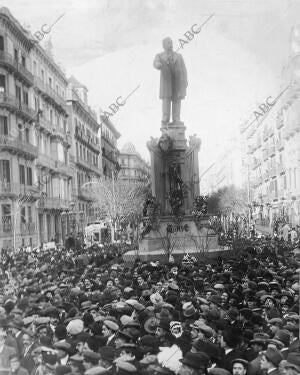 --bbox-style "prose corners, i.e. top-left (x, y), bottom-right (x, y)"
top-left (153, 37), bottom-right (188, 126)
